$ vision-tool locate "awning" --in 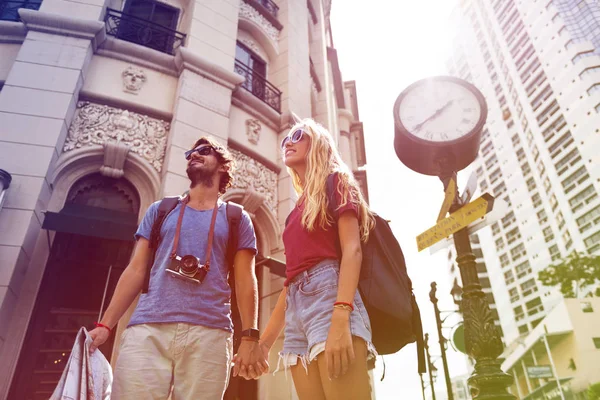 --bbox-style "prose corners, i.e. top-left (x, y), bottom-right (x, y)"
top-left (42, 203), bottom-right (138, 241)
top-left (256, 256), bottom-right (286, 278)
top-left (522, 377), bottom-right (573, 400)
